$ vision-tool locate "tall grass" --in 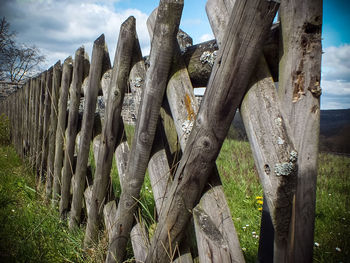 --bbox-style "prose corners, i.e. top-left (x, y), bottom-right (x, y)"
top-left (1, 115), bottom-right (349, 262)
top-left (217, 139), bottom-right (263, 262)
top-left (313, 153), bottom-right (350, 262)
top-left (217, 137), bottom-right (350, 262)
top-left (0, 114), bottom-right (10, 145)
top-left (0, 146), bottom-right (86, 262)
